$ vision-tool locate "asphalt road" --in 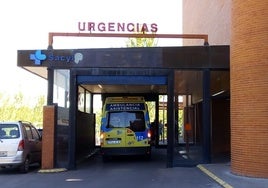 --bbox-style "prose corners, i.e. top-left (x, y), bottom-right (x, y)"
top-left (0, 148), bottom-right (221, 188)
